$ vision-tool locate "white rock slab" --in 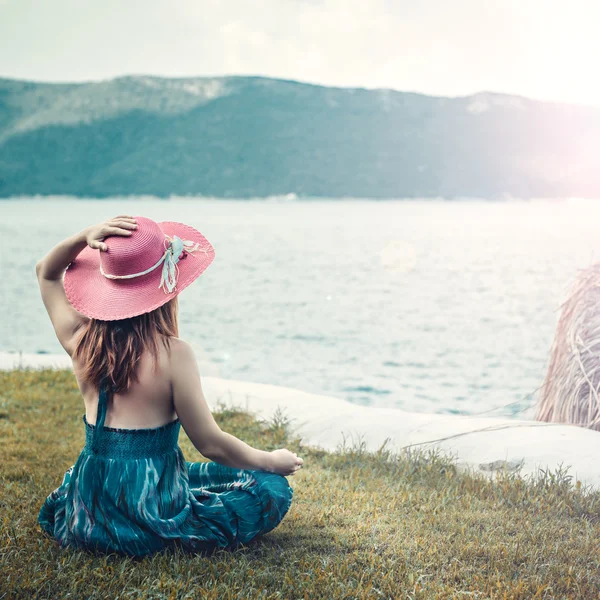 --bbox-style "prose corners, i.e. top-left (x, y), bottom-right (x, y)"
top-left (3, 351), bottom-right (600, 492)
